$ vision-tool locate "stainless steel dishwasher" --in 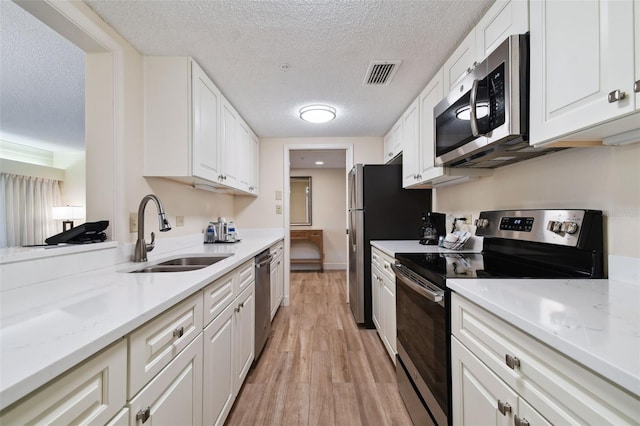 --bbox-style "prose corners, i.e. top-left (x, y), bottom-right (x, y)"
top-left (254, 249), bottom-right (272, 363)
